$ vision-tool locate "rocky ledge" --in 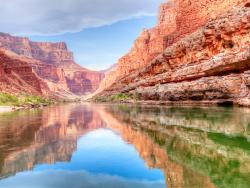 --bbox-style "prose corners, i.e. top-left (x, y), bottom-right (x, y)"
top-left (96, 1), bottom-right (250, 106)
